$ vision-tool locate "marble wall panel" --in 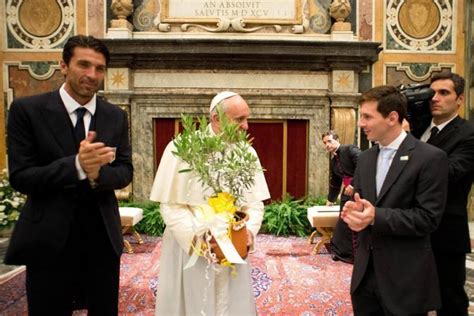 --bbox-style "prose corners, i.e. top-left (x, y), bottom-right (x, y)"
top-left (7, 63), bottom-right (63, 100)
top-left (358, 0), bottom-right (372, 41)
top-left (385, 62), bottom-right (455, 85)
top-left (88, 0), bottom-right (106, 38)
